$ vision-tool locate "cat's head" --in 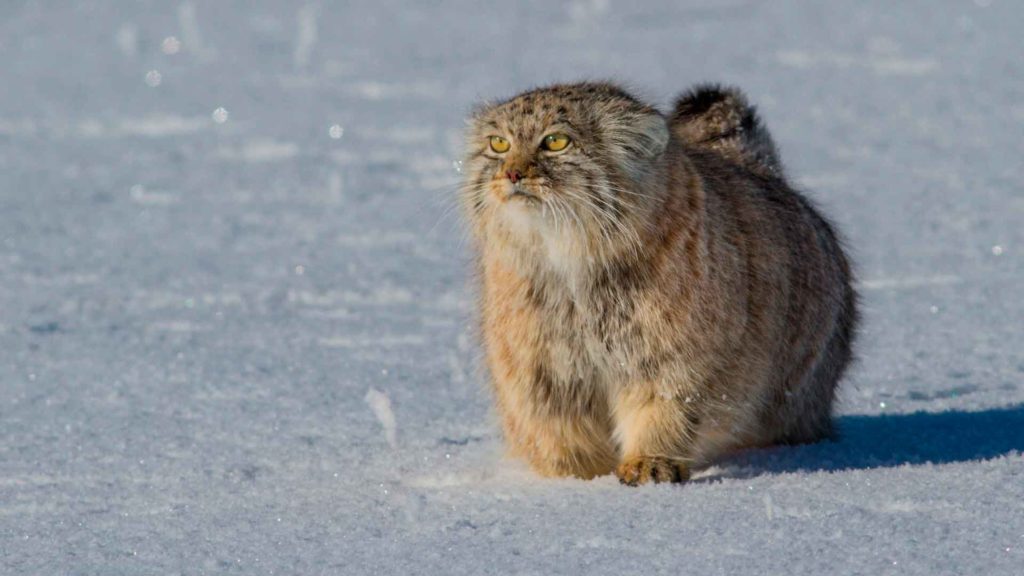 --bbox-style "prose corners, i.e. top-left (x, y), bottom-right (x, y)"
top-left (461, 83), bottom-right (669, 269)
